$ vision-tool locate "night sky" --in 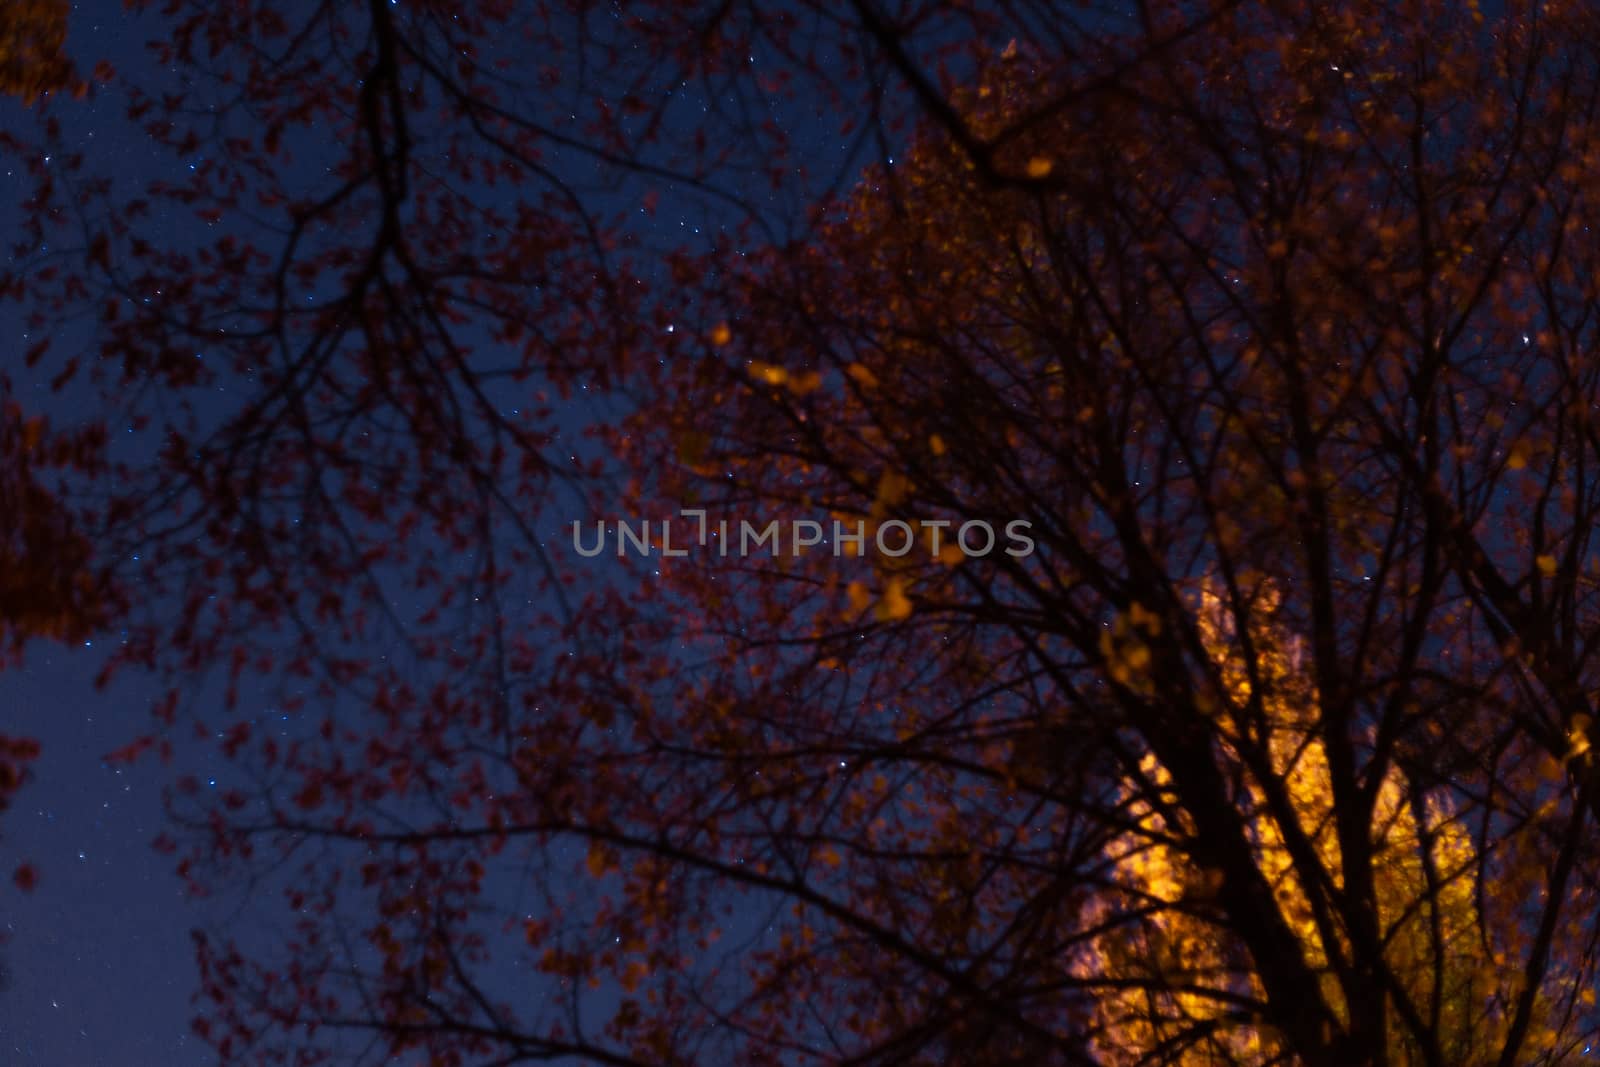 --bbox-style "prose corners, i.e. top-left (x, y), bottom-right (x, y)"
top-left (0, 3), bottom-right (868, 1062)
top-left (2, 8), bottom-right (219, 1061)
